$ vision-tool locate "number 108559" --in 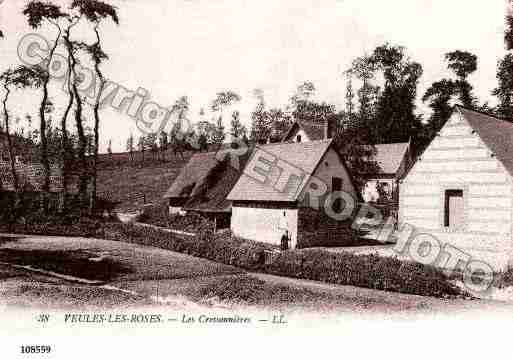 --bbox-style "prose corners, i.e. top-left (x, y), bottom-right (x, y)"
top-left (21, 345), bottom-right (51, 354)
